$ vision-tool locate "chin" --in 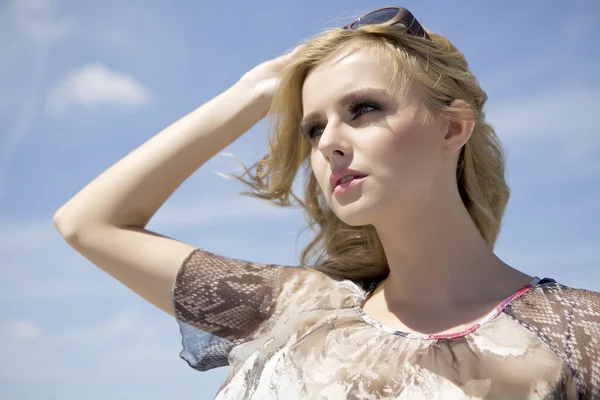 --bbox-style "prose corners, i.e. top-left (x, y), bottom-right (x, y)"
top-left (331, 198), bottom-right (380, 227)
